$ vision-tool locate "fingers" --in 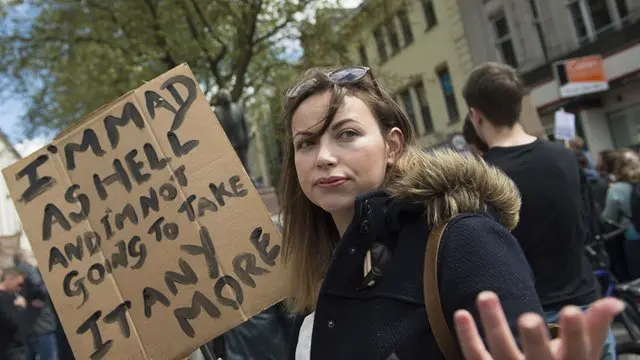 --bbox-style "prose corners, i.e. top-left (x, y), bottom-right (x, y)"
top-left (518, 313), bottom-right (553, 359)
top-left (558, 306), bottom-right (589, 360)
top-left (476, 291), bottom-right (522, 360)
top-left (584, 297), bottom-right (625, 357)
top-left (454, 310), bottom-right (491, 360)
